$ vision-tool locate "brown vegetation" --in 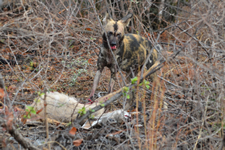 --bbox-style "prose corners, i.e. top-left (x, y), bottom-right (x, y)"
top-left (0, 0), bottom-right (225, 149)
